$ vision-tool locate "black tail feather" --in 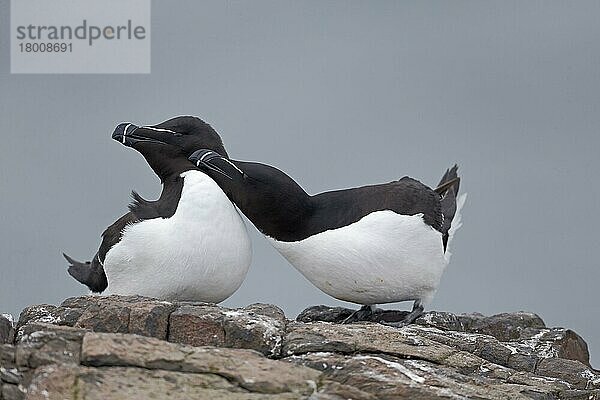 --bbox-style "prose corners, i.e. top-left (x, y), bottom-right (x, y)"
top-left (435, 164), bottom-right (460, 195)
top-left (435, 165), bottom-right (460, 251)
top-left (63, 252), bottom-right (108, 293)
